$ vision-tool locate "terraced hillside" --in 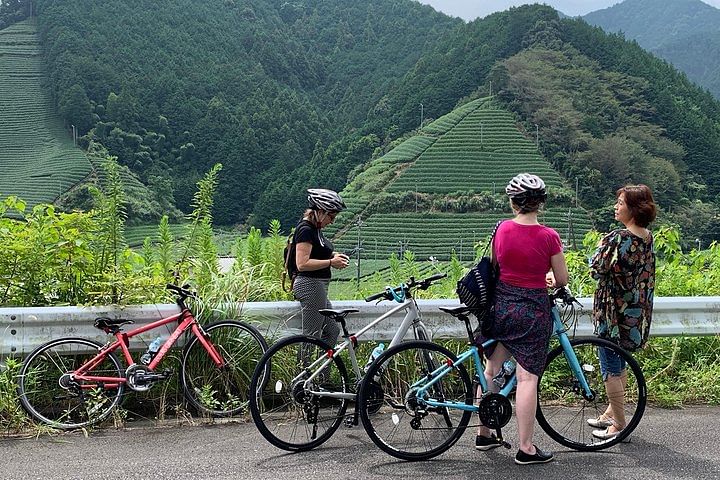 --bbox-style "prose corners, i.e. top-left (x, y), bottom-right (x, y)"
top-left (330, 98), bottom-right (592, 261)
top-left (0, 20), bottom-right (91, 209)
top-left (389, 106), bottom-right (565, 194)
